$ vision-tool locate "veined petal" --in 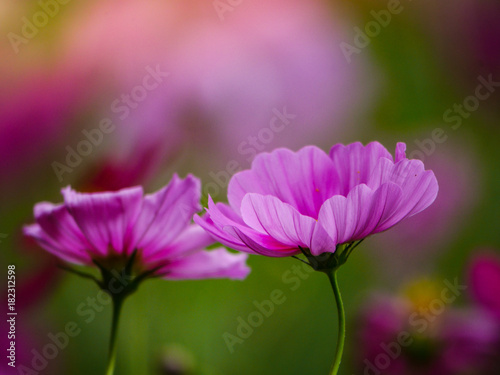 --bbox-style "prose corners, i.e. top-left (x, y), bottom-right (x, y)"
top-left (196, 197), bottom-right (296, 256)
top-left (62, 186), bottom-right (144, 255)
top-left (228, 146), bottom-right (339, 218)
top-left (33, 202), bottom-right (94, 256)
top-left (162, 248), bottom-right (250, 280)
top-left (317, 183), bottom-right (402, 244)
top-left (142, 224), bottom-right (214, 264)
top-left (134, 174), bottom-right (202, 255)
top-left (241, 193), bottom-right (336, 255)
top-left (23, 223), bottom-right (91, 265)
top-left (329, 141), bottom-right (393, 195)
top-left (368, 158), bottom-right (439, 226)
